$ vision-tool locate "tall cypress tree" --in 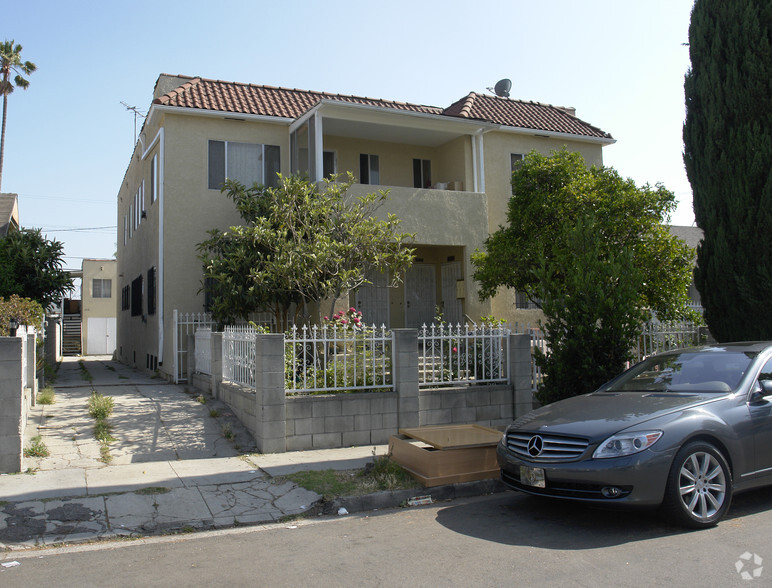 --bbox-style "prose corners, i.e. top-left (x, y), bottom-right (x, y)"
top-left (683, 0), bottom-right (772, 341)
